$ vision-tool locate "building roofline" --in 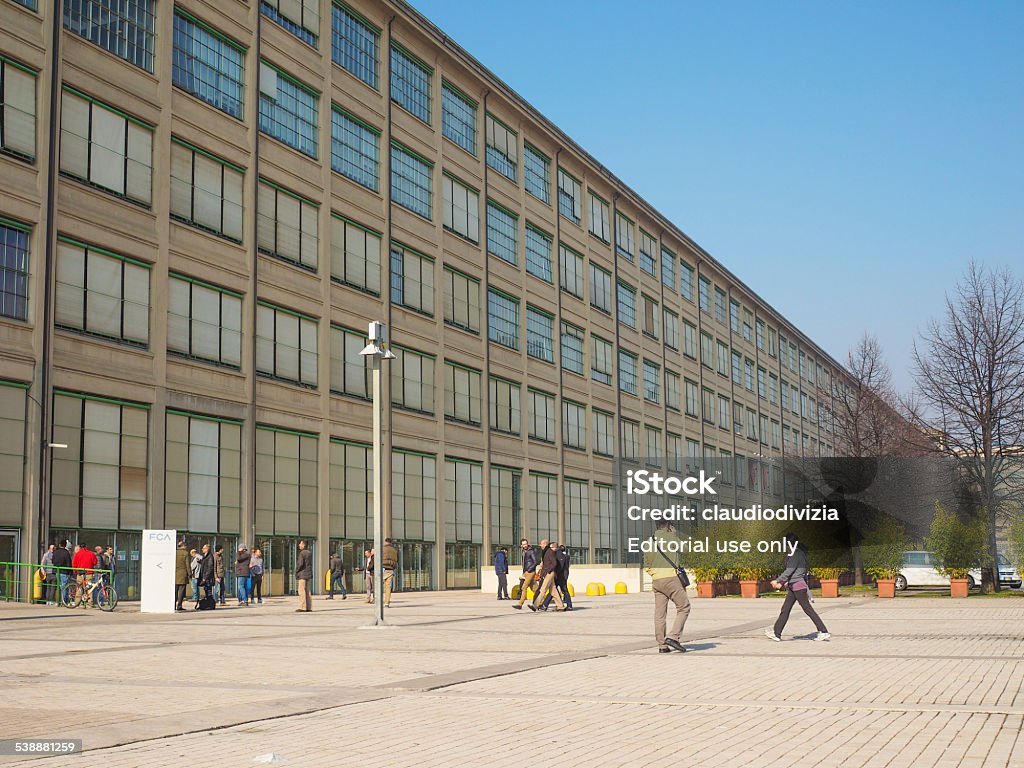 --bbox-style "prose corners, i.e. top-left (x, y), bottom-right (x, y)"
top-left (387, 0), bottom-right (848, 376)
